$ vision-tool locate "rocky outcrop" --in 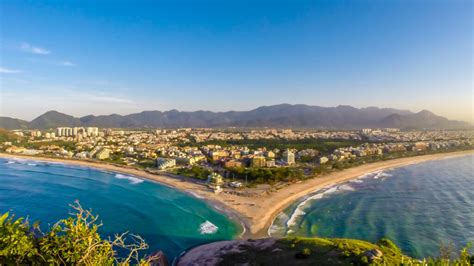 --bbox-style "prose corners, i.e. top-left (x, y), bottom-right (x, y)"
top-left (363, 249), bottom-right (383, 262)
top-left (178, 238), bottom-right (277, 266)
